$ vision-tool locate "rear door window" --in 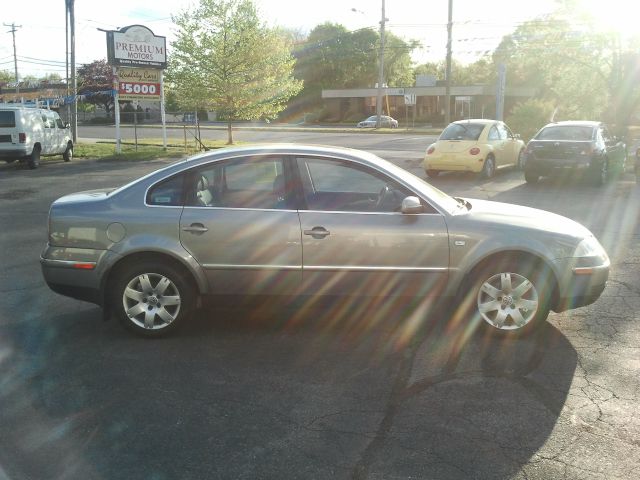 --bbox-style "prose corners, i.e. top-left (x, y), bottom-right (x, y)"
top-left (0, 111), bottom-right (16, 128)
